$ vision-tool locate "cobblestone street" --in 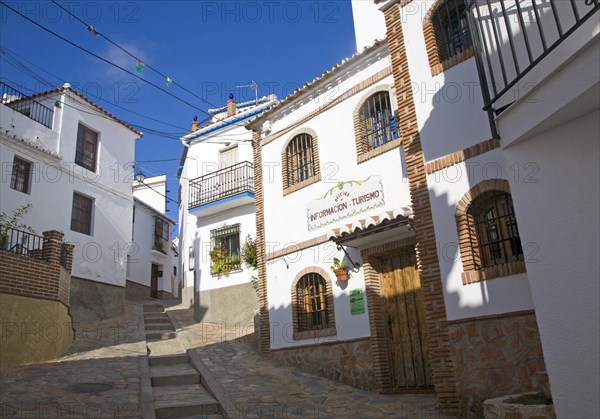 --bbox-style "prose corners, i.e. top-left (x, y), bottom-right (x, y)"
top-left (0, 301), bottom-right (454, 418)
